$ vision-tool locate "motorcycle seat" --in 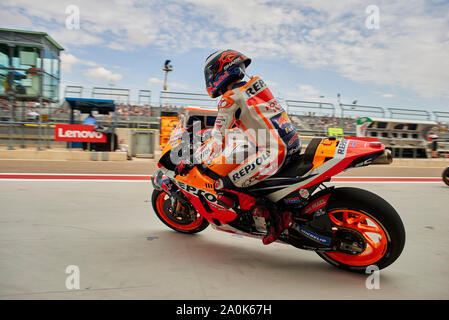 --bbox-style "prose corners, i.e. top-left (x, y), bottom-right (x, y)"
top-left (271, 138), bottom-right (322, 178)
